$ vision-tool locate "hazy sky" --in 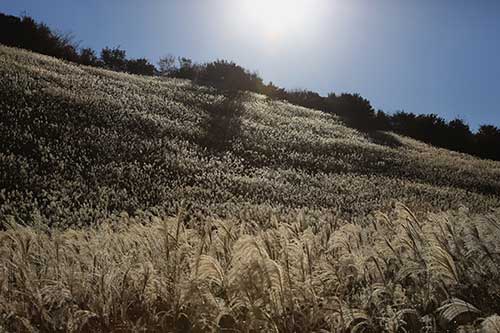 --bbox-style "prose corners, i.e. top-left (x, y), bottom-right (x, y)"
top-left (2, 0), bottom-right (500, 129)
